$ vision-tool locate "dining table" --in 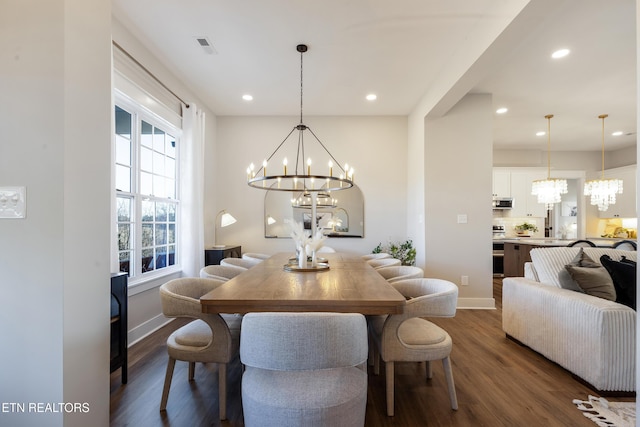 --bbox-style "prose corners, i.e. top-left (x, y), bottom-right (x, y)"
top-left (200, 252), bottom-right (406, 315)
